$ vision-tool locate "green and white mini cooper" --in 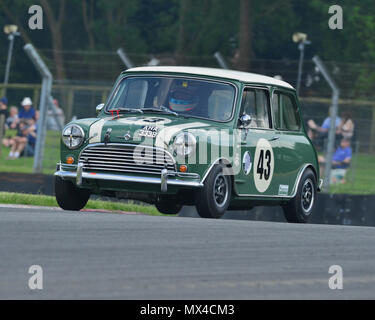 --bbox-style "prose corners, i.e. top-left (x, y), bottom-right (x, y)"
top-left (55, 66), bottom-right (322, 223)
